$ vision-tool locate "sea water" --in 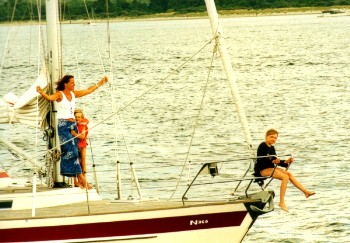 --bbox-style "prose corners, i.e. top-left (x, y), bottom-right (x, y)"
top-left (0, 13), bottom-right (349, 243)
